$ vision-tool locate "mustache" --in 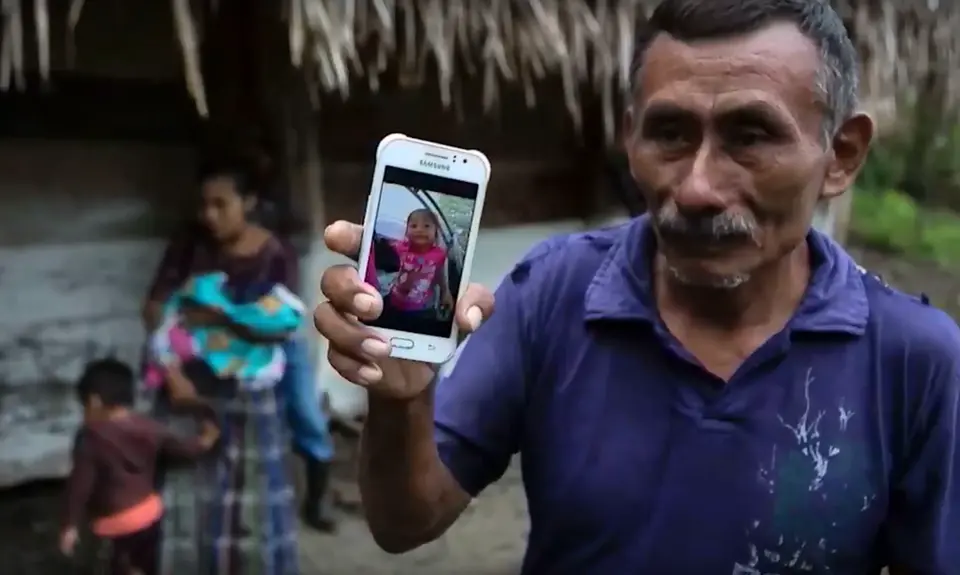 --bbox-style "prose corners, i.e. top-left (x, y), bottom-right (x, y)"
top-left (653, 206), bottom-right (758, 242)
